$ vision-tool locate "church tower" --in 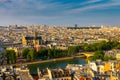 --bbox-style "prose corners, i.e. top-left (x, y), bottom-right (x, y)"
top-left (22, 34), bottom-right (27, 46)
